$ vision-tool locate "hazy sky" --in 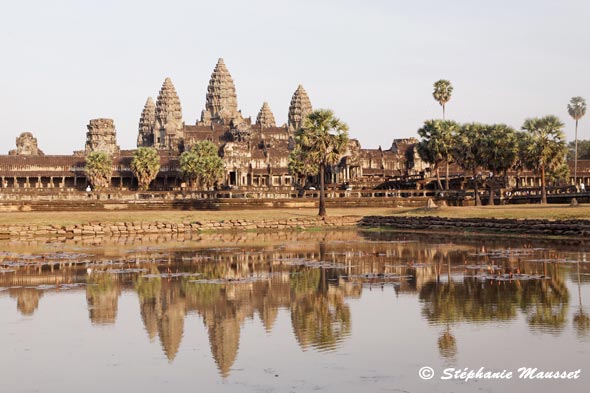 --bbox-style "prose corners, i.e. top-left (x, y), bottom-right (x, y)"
top-left (2, 0), bottom-right (590, 154)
